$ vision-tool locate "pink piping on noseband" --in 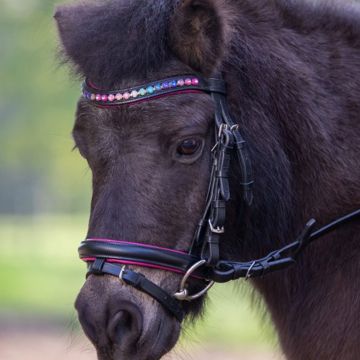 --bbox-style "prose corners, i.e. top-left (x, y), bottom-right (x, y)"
top-left (82, 257), bottom-right (204, 280)
top-left (86, 238), bottom-right (188, 254)
top-left (82, 240), bottom-right (205, 279)
top-left (82, 257), bottom-right (185, 275)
